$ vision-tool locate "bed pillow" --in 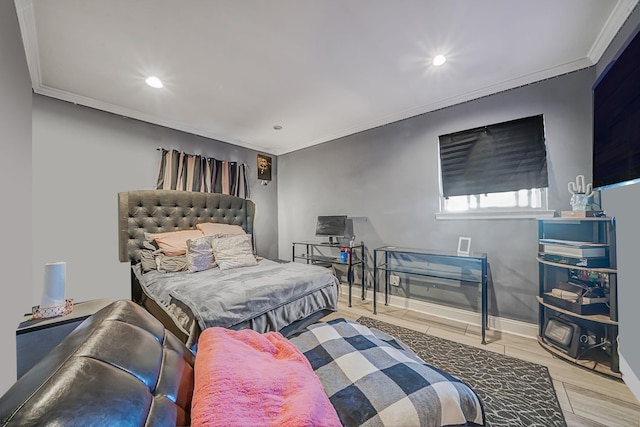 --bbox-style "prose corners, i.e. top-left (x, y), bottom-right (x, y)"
top-left (139, 249), bottom-right (158, 273)
top-left (139, 249), bottom-right (188, 273)
top-left (211, 234), bottom-right (257, 270)
top-left (143, 232), bottom-right (160, 250)
top-left (147, 229), bottom-right (205, 256)
top-left (156, 253), bottom-right (188, 272)
top-left (196, 222), bottom-right (246, 237)
top-left (186, 235), bottom-right (216, 273)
